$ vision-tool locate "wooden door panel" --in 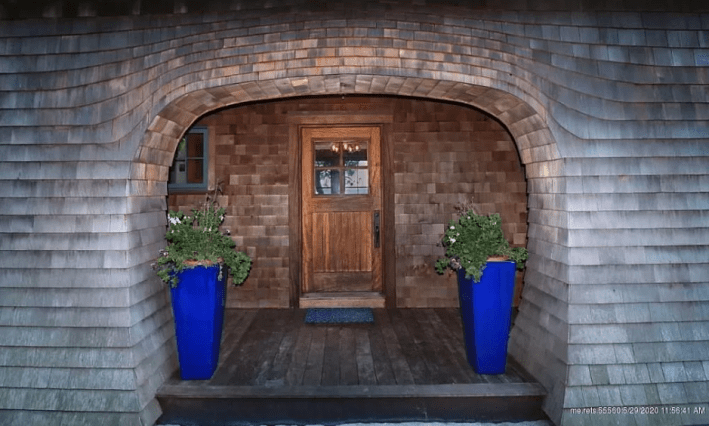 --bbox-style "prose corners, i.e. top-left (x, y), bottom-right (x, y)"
top-left (312, 211), bottom-right (372, 273)
top-left (308, 197), bottom-right (376, 212)
top-left (312, 273), bottom-right (372, 292)
top-left (302, 126), bottom-right (382, 297)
